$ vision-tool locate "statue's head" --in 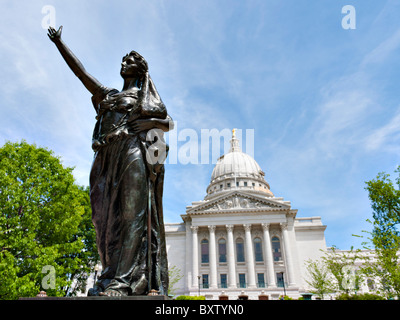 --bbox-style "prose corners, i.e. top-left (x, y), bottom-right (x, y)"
top-left (120, 51), bottom-right (148, 79)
